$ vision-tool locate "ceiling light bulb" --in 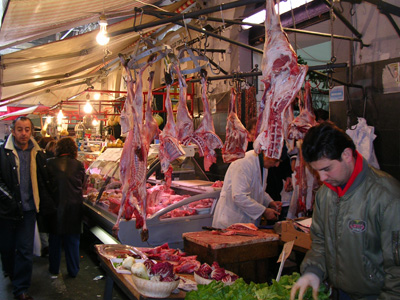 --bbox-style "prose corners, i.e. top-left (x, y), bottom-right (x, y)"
top-left (96, 17), bottom-right (110, 46)
top-left (84, 101), bottom-right (93, 114)
top-left (94, 92), bottom-right (101, 100)
top-left (92, 119), bottom-right (99, 126)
